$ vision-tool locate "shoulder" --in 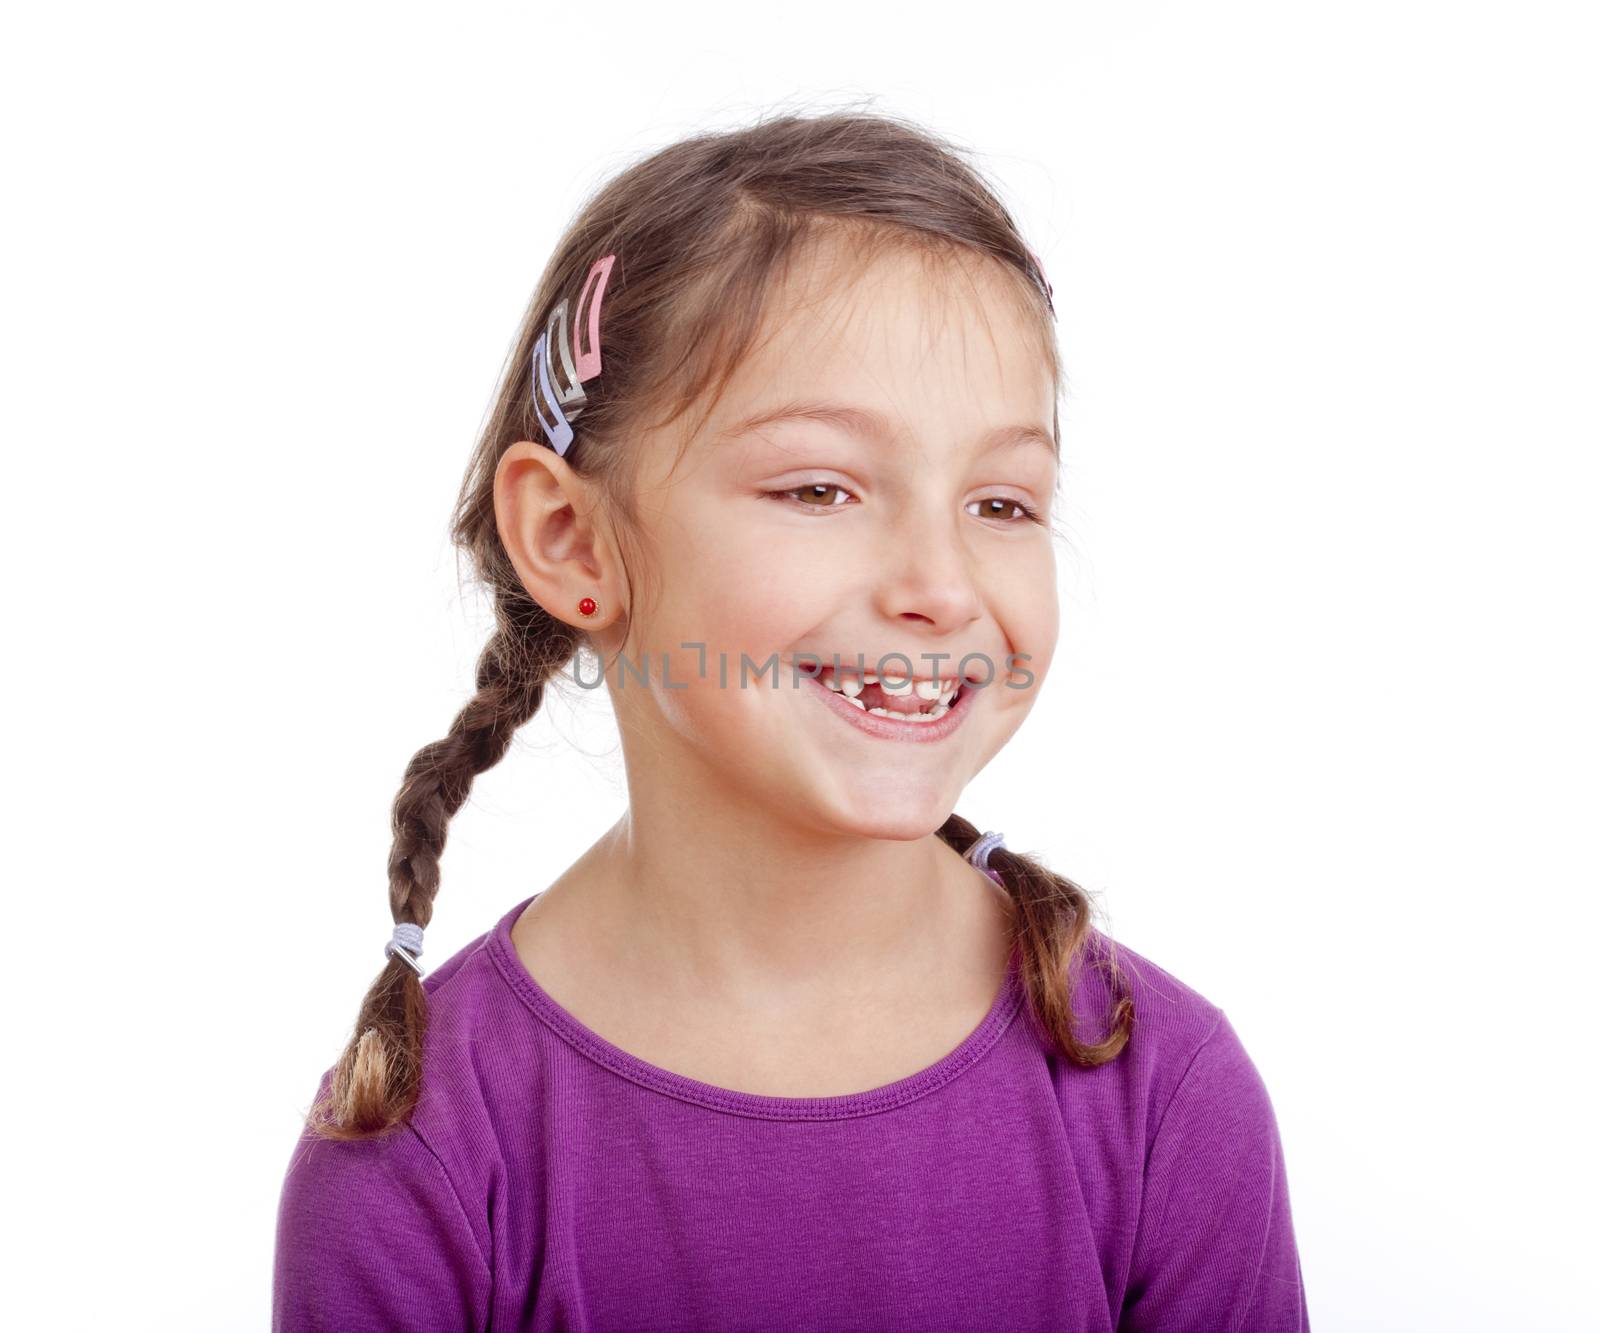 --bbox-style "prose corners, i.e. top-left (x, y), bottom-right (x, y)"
top-left (1073, 929), bottom-right (1294, 1191)
top-left (1047, 927), bottom-right (1283, 1150)
top-left (273, 918), bottom-right (514, 1328)
top-left (1081, 929), bottom-right (1223, 1031)
top-left (1083, 937), bottom-right (1307, 1327)
top-left (1070, 928), bottom-right (1227, 1075)
top-left (399, 906), bottom-right (542, 1188)
top-left (285, 901), bottom-right (543, 1234)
